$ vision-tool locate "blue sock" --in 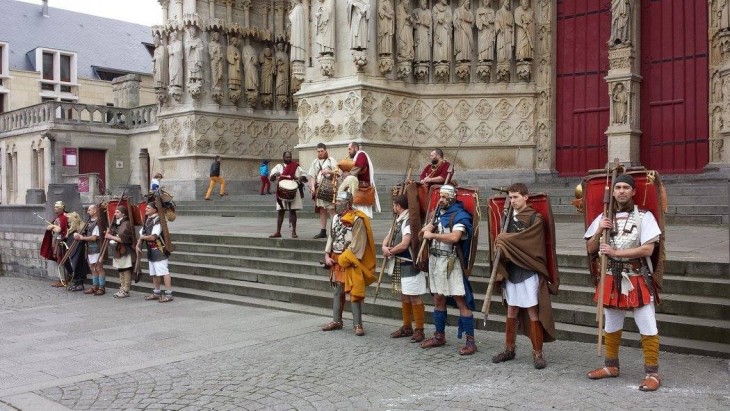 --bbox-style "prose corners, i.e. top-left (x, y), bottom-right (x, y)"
top-left (434, 309), bottom-right (447, 334)
top-left (92, 276), bottom-right (99, 286)
top-left (458, 315), bottom-right (475, 339)
top-left (98, 277), bottom-right (106, 287)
